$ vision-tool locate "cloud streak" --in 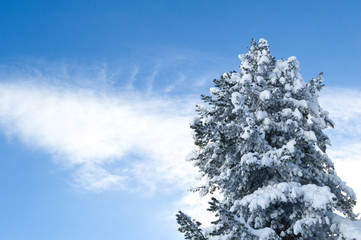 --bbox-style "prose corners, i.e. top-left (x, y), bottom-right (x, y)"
top-left (0, 80), bottom-right (198, 192)
top-left (0, 50), bottom-right (226, 194)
